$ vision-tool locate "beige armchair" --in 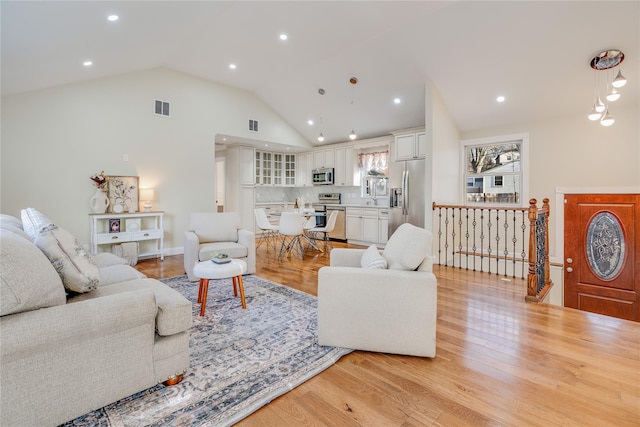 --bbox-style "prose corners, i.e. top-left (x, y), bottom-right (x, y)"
top-left (184, 212), bottom-right (256, 281)
top-left (317, 223), bottom-right (437, 357)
